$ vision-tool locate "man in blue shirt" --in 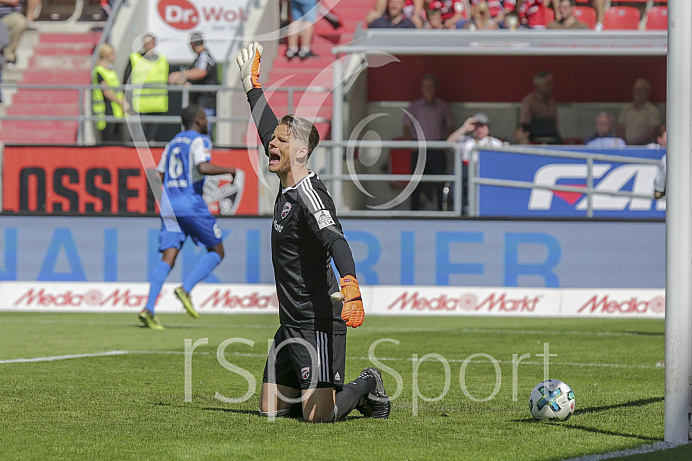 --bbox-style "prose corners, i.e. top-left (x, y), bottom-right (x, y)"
top-left (139, 104), bottom-right (236, 330)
